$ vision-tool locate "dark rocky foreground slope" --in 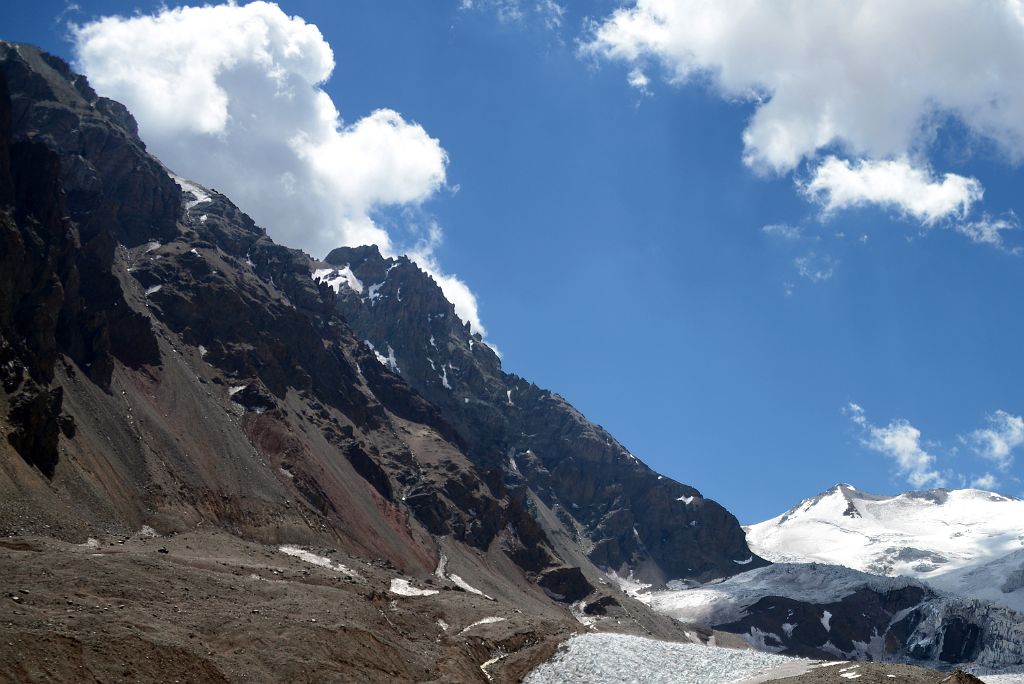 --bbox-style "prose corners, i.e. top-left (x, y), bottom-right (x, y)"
top-left (0, 42), bottom-right (760, 680)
